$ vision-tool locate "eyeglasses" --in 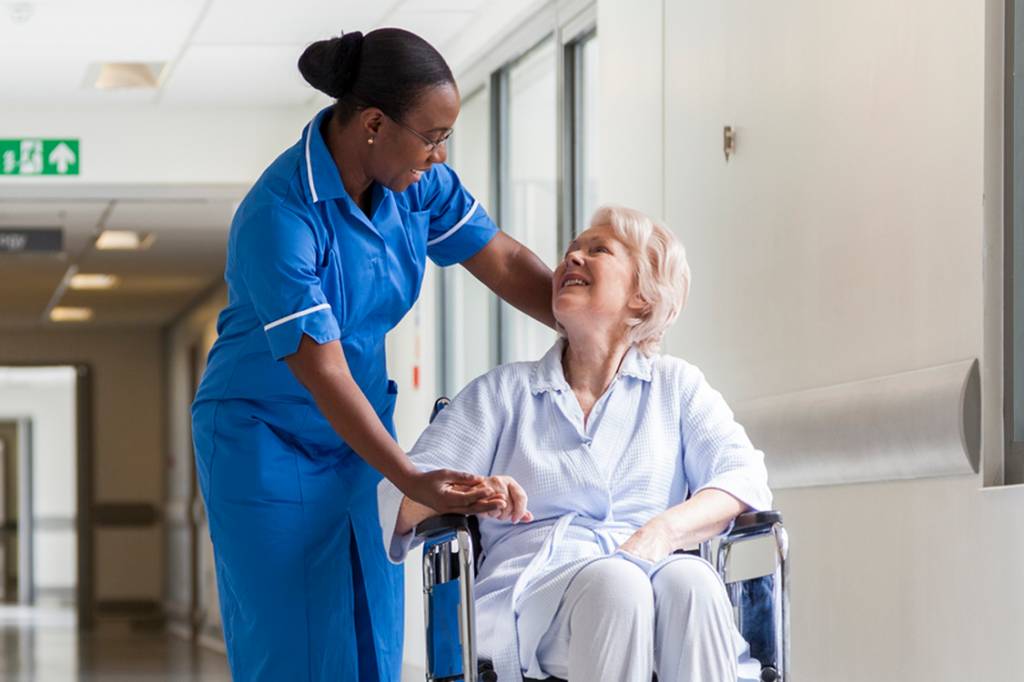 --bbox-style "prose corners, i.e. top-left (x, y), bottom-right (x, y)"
top-left (385, 113), bottom-right (453, 153)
